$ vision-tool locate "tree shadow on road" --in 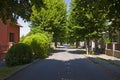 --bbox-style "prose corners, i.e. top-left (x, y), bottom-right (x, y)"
top-left (68, 50), bottom-right (86, 54)
top-left (52, 49), bottom-right (66, 53)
